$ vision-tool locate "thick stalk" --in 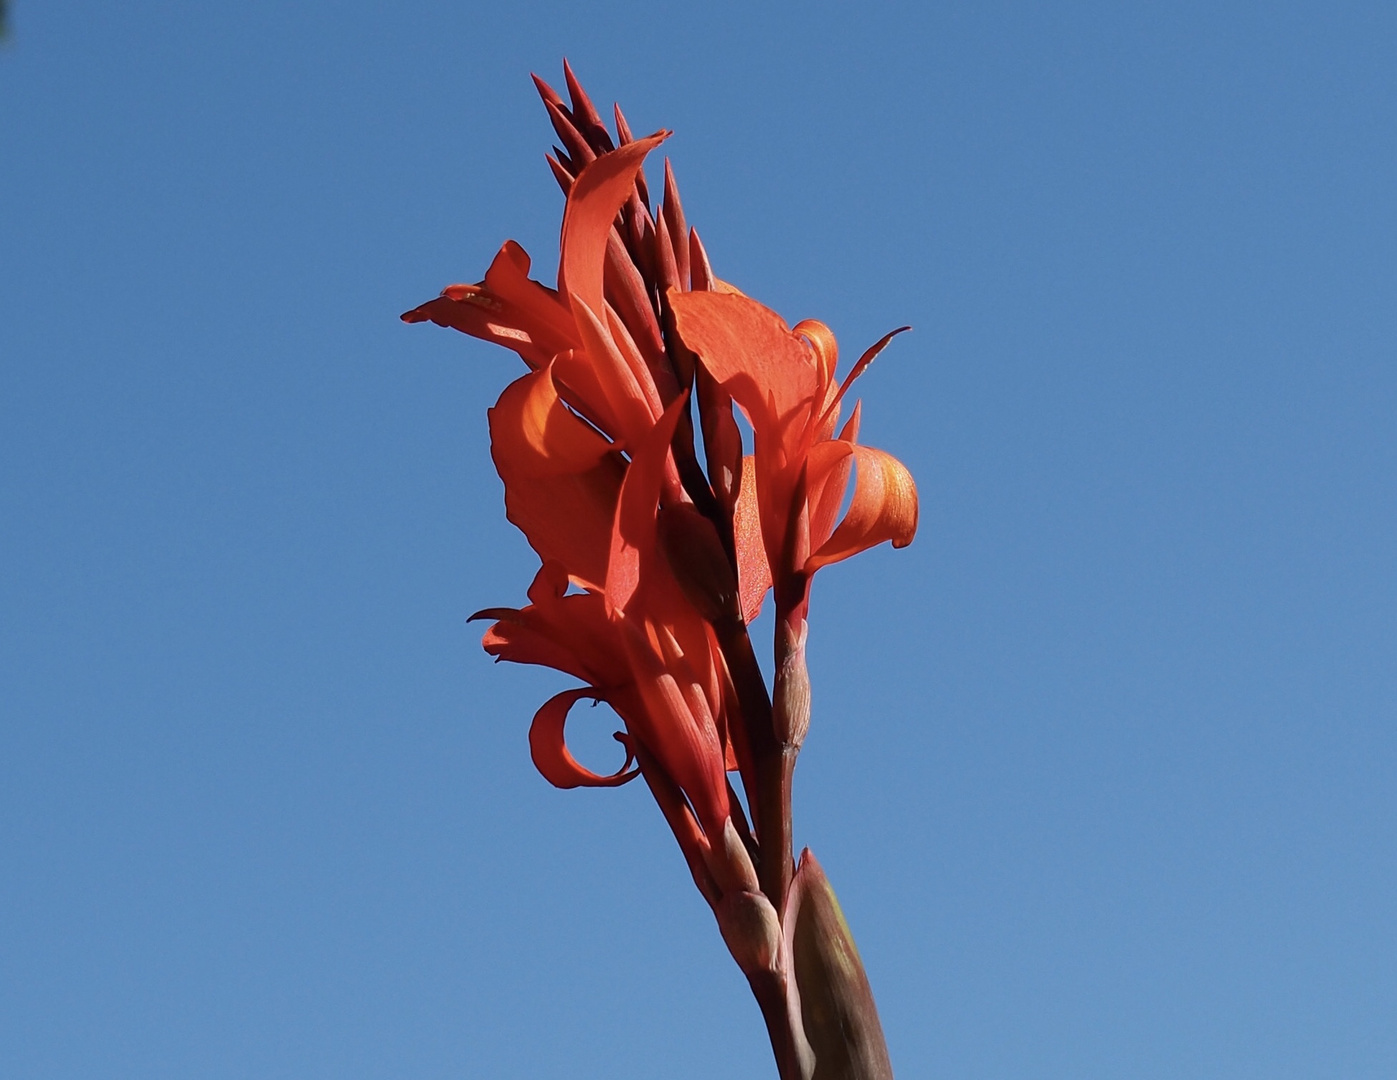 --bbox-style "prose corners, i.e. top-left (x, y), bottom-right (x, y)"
top-left (748, 969), bottom-right (814, 1080)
